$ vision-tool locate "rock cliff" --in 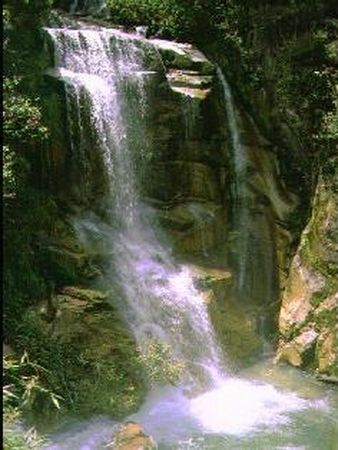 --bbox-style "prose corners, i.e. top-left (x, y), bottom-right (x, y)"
top-left (277, 158), bottom-right (338, 377)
